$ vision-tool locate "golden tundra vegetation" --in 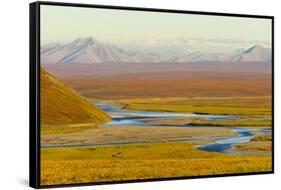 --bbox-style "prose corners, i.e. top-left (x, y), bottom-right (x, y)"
top-left (234, 135), bottom-right (272, 154)
top-left (116, 96), bottom-right (272, 127)
top-left (41, 142), bottom-right (271, 185)
top-left (40, 69), bottom-right (272, 185)
top-left (41, 94), bottom-right (272, 185)
top-left (40, 68), bottom-right (111, 134)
